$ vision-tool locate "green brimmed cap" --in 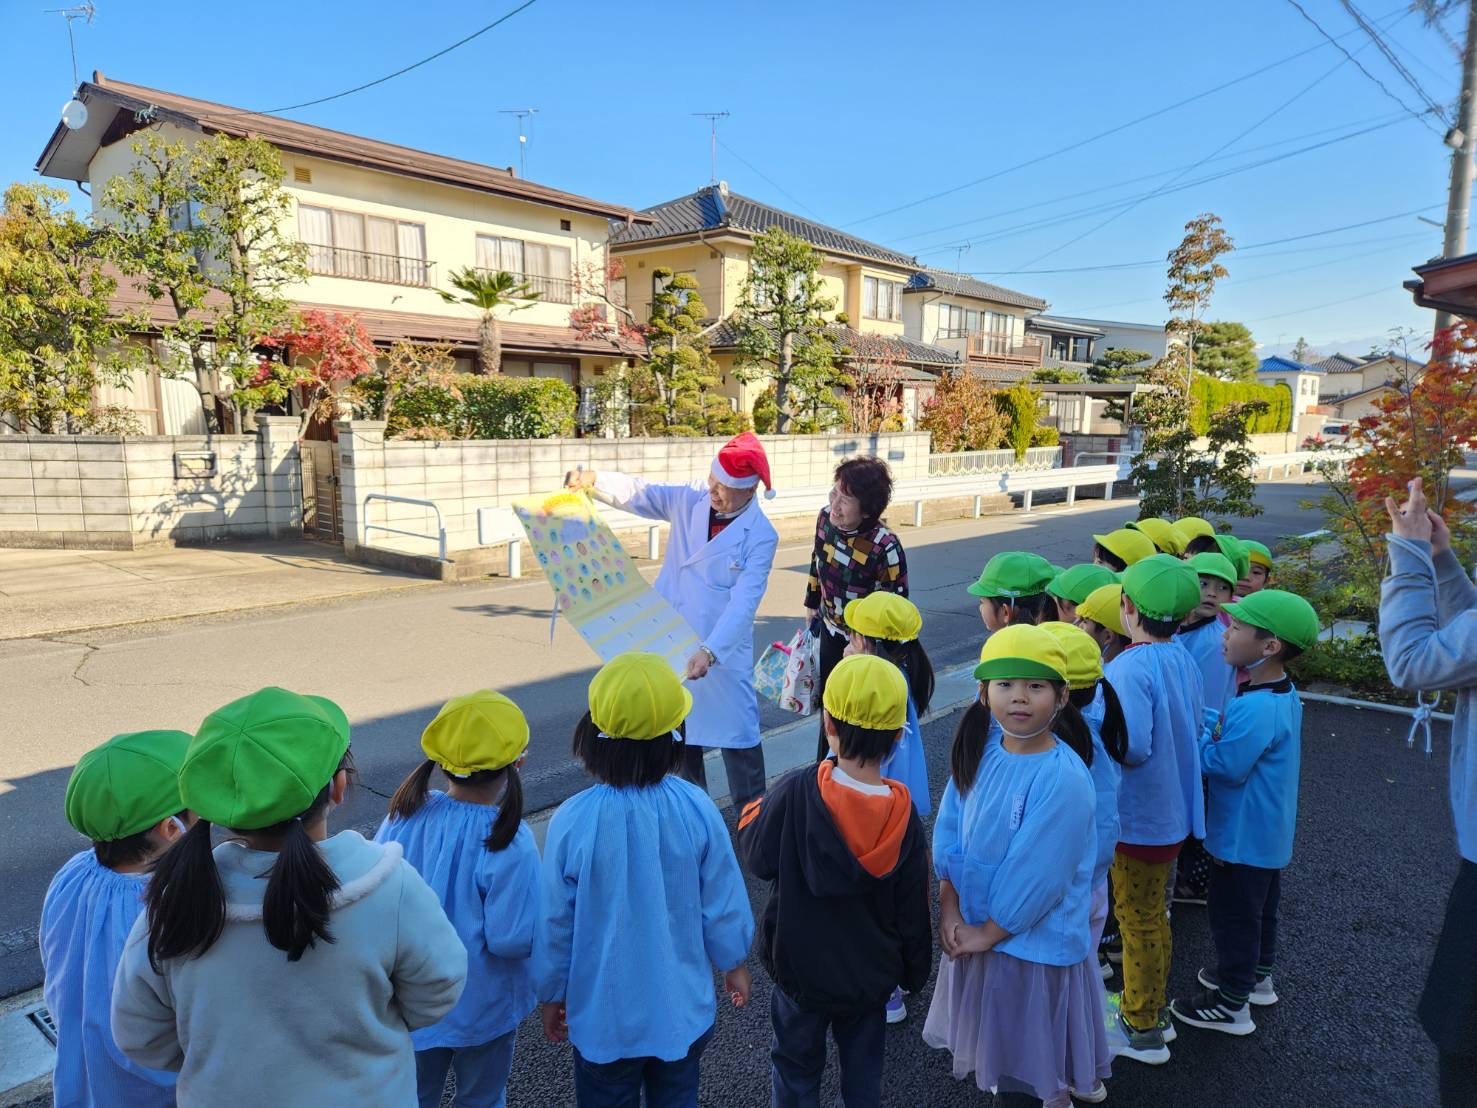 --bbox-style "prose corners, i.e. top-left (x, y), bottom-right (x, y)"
top-left (1092, 528), bottom-right (1157, 567)
top-left (974, 624), bottom-right (1068, 683)
top-left (65, 730), bottom-right (191, 842)
top-left (182, 688), bottom-right (350, 831)
top-left (1223, 589), bottom-right (1321, 650)
top-left (1121, 554), bottom-right (1202, 622)
top-left (1188, 551), bottom-right (1238, 588)
top-left (1212, 534), bottom-right (1251, 580)
top-left (967, 551), bottom-right (1057, 599)
top-left (1047, 563), bottom-right (1119, 605)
